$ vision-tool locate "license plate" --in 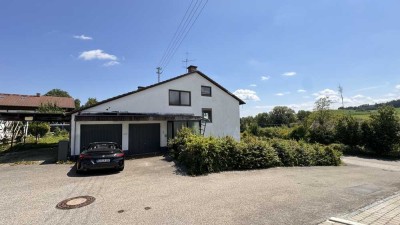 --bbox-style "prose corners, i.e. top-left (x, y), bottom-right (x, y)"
top-left (97, 159), bottom-right (110, 163)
